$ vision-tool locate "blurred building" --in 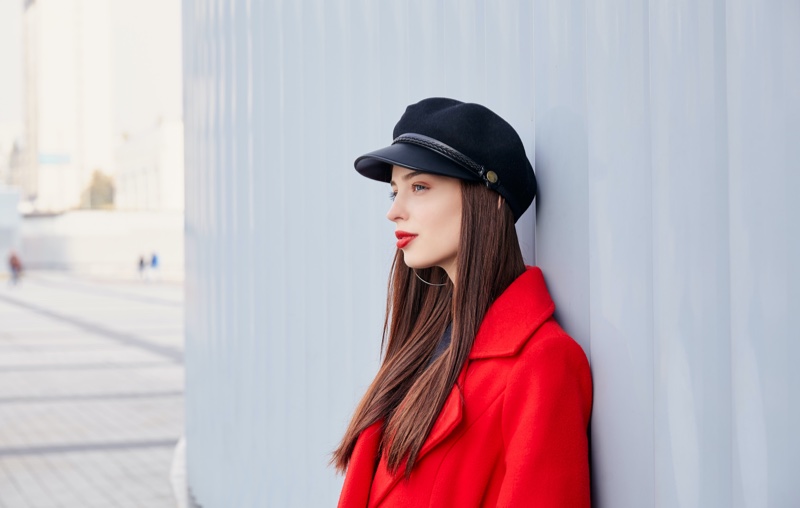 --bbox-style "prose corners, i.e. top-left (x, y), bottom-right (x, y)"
top-left (114, 119), bottom-right (184, 211)
top-left (0, 126), bottom-right (16, 187)
top-left (5, 142), bottom-right (27, 205)
top-left (0, 151), bottom-right (5, 187)
top-left (2, 124), bottom-right (25, 195)
top-left (22, 0), bottom-right (114, 212)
